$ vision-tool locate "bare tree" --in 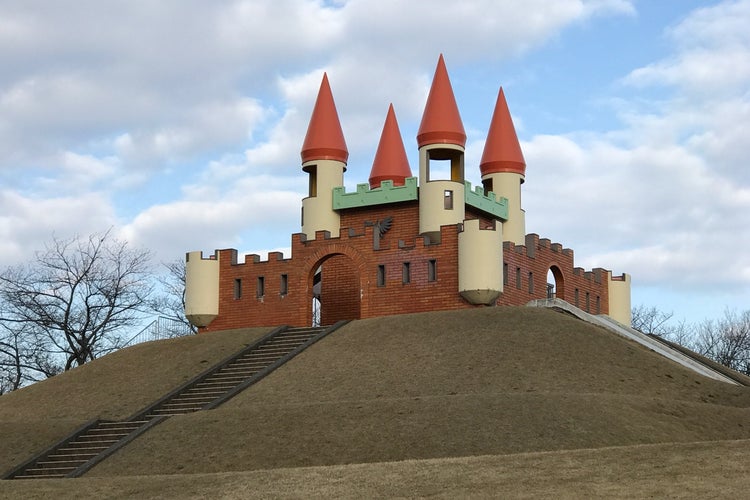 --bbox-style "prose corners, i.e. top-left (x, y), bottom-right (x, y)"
top-left (0, 315), bottom-right (59, 393)
top-left (694, 309), bottom-right (750, 375)
top-left (147, 258), bottom-right (197, 336)
top-left (631, 305), bottom-right (674, 336)
top-left (0, 230), bottom-right (153, 374)
top-left (631, 304), bottom-right (695, 347)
